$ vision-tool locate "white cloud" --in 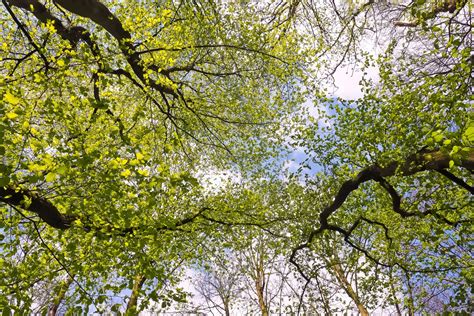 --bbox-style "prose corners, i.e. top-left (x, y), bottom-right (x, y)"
top-left (332, 65), bottom-right (379, 100)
